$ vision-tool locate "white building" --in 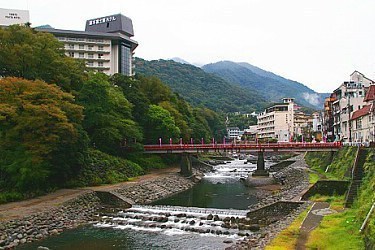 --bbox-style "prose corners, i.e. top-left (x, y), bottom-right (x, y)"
top-left (227, 127), bottom-right (240, 140)
top-left (332, 71), bottom-right (373, 142)
top-left (0, 8), bottom-right (29, 26)
top-left (350, 85), bottom-right (375, 142)
top-left (257, 98), bottom-right (295, 142)
top-left (37, 14), bottom-right (138, 76)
